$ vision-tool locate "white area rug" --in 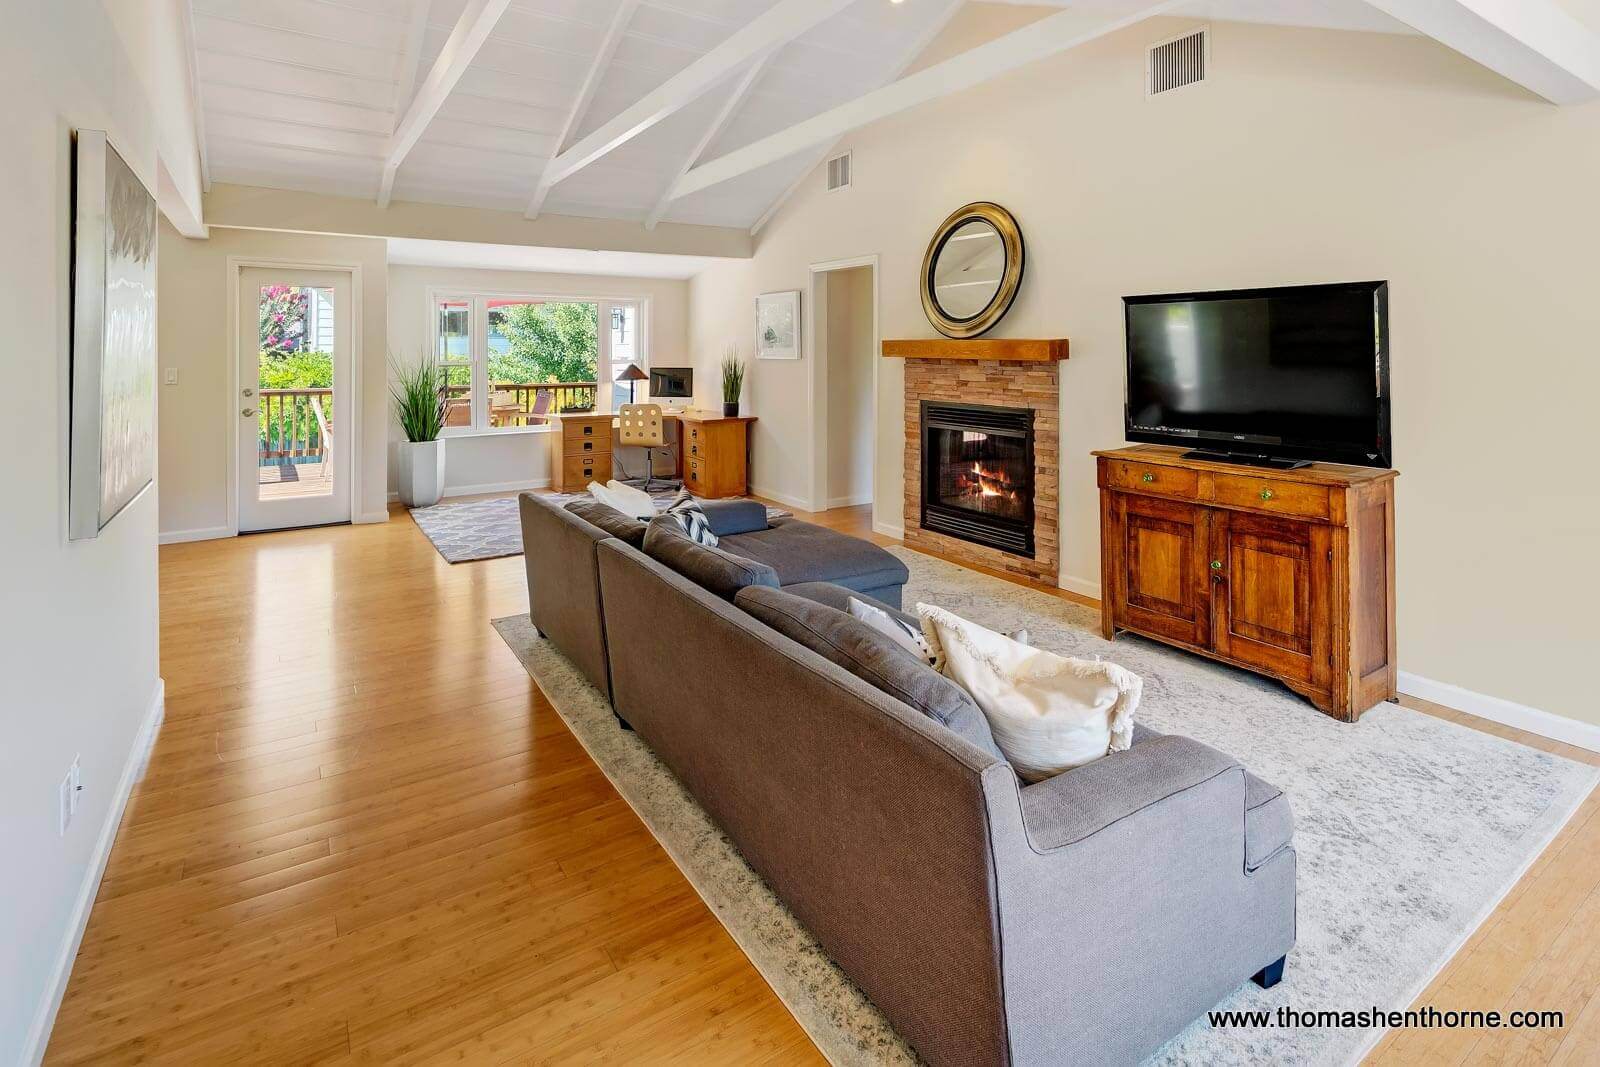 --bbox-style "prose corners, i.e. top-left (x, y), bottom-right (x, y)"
top-left (494, 546), bottom-right (1596, 1065)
